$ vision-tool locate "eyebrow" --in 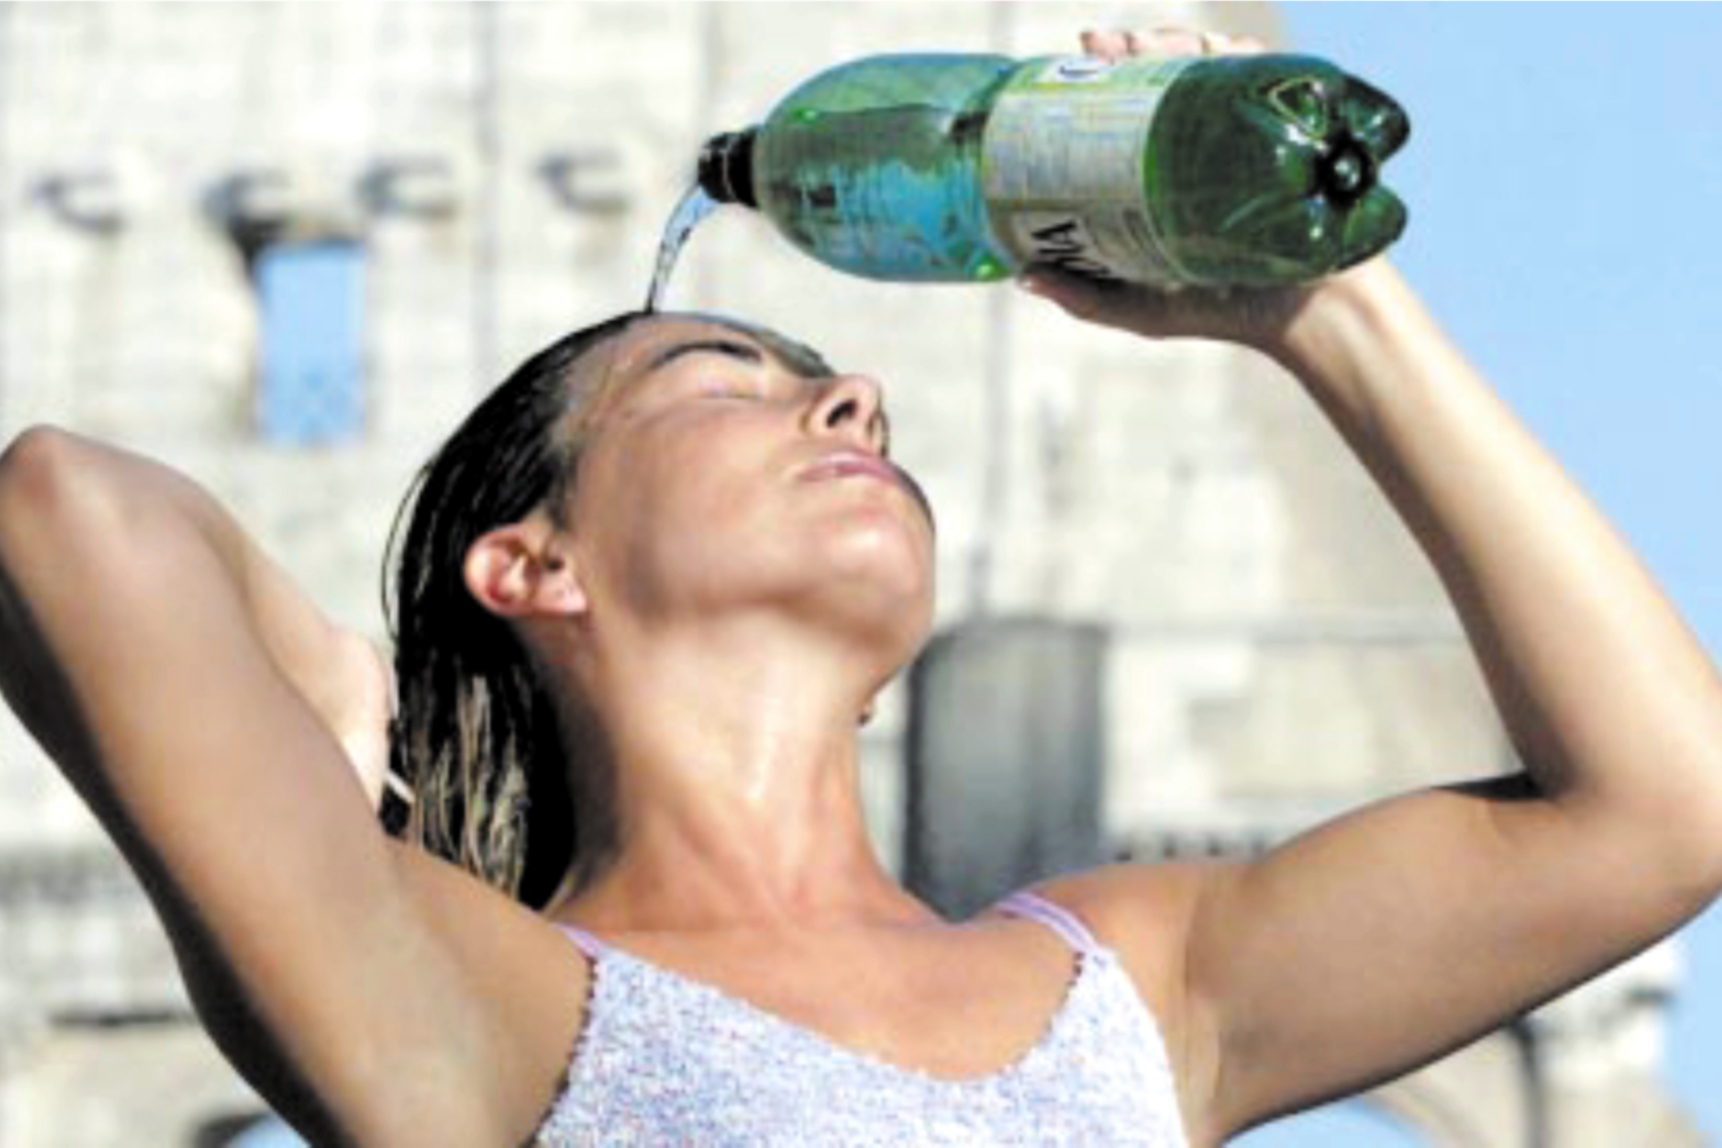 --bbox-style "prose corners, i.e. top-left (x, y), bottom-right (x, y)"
top-left (643, 337), bottom-right (768, 378)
